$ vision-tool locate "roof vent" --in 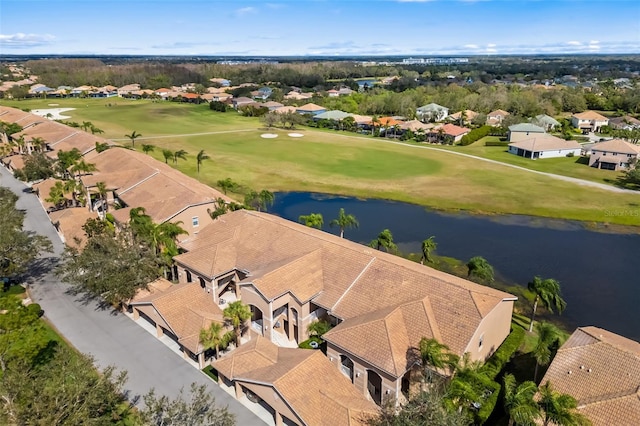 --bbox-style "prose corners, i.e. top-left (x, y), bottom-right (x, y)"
top-left (568, 370), bottom-right (572, 375)
top-left (580, 365), bottom-right (584, 369)
top-left (588, 368), bottom-right (592, 373)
